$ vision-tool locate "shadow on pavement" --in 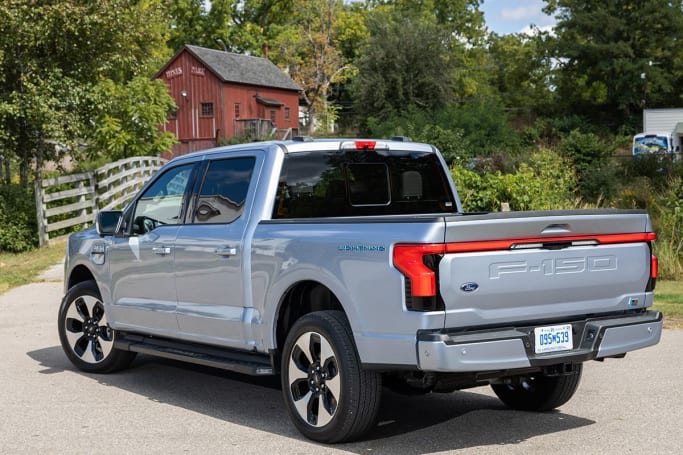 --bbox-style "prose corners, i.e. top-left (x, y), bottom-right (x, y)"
top-left (28, 346), bottom-right (594, 453)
